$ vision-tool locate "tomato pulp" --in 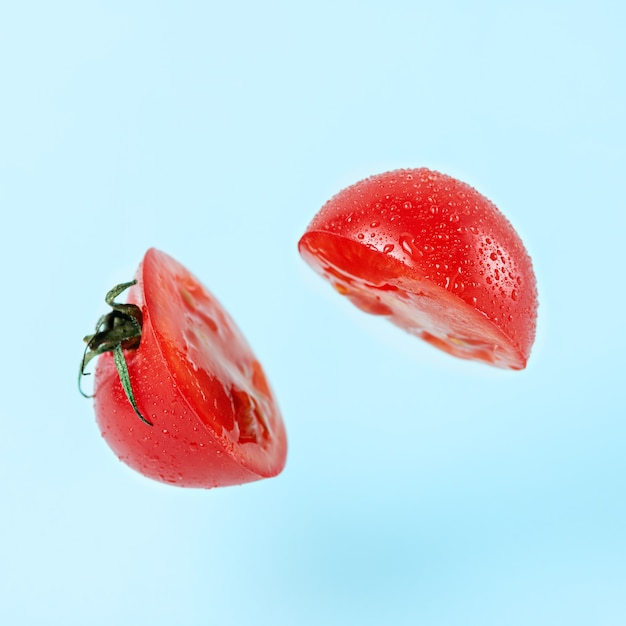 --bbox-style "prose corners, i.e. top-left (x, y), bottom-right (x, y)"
top-left (298, 169), bottom-right (538, 369)
top-left (93, 248), bottom-right (287, 487)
